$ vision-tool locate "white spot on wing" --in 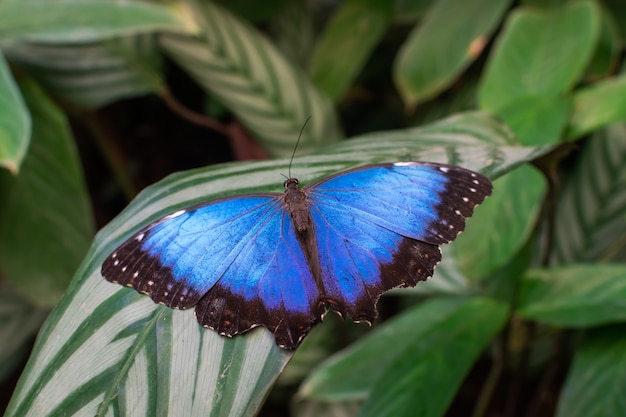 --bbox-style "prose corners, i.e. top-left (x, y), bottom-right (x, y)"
top-left (439, 167), bottom-right (450, 173)
top-left (394, 162), bottom-right (416, 167)
top-left (135, 233), bottom-right (145, 242)
top-left (121, 266), bottom-right (127, 272)
top-left (114, 260), bottom-right (119, 266)
top-left (164, 210), bottom-right (186, 220)
top-left (462, 197), bottom-right (469, 202)
top-left (469, 188), bottom-right (477, 193)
